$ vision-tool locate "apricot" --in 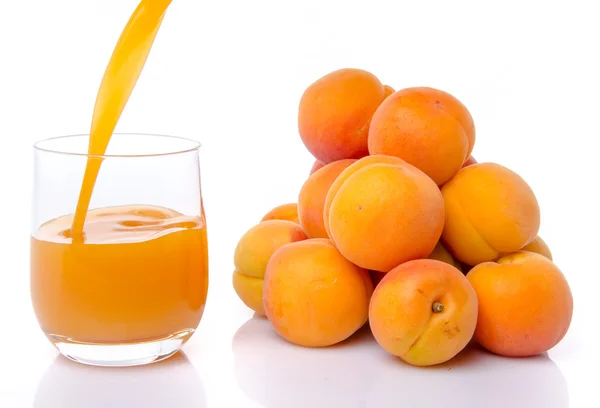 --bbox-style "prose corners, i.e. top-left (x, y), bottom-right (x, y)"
top-left (261, 203), bottom-right (299, 224)
top-left (369, 270), bottom-right (386, 288)
top-left (370, 242), bottom-right (461, 288)
top-left (368, 87), bottom-right (475, 185)
top-left (232, 272), bottom-right (265, 315)
top-left (462, 155), bottom-right (477, 168)
top-left (383, 85), bottom-right (395, 99)
top-left (323, 154), bottom-right (408, 238)
top-left (298, 68), bottom-right (387, 164)
top-left (233, 220), bottom-right (308, 315)
top-left (309, 160), bottom-right (325, 176)
top-left (467, 251), bottom-right (573, 357)
top-left (441, 162), bottom-right (541, 266)
top-left (327, 158), bottom-right (445, 272)
top-left (521, 236), bottom-right (552, 260)
top-left (298, 159), bottom-right (356, 238)
top-left (263, 238), bottom-right (373, 347)
top-left (369, 259), bottom-right (478, 366)
top-left (429, 241), bottom-right (462, 271)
